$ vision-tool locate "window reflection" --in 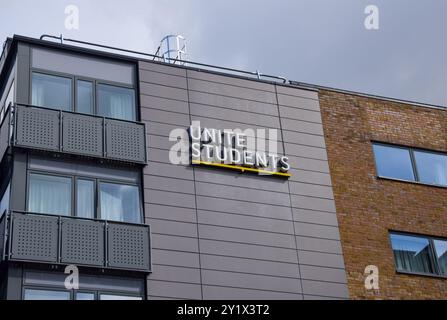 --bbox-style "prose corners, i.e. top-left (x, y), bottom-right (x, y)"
top-left (414, 151), bottom-right (447, 186)
top-left (373, 144), bottom-right (415, 181)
